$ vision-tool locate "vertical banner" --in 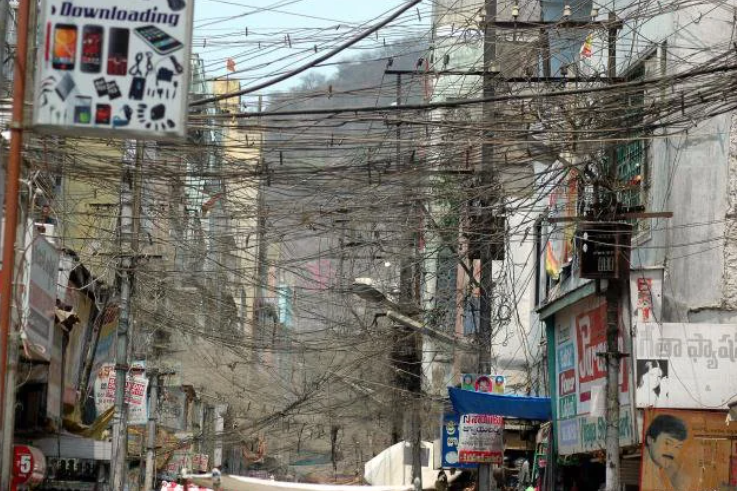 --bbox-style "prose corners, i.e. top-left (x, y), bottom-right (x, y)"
top-left (24, 233), bottom-right (60, 361)
top-left (458, 414), bottom-right (504, 464)
top-left (33, 0), bottom-right (194, 139)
